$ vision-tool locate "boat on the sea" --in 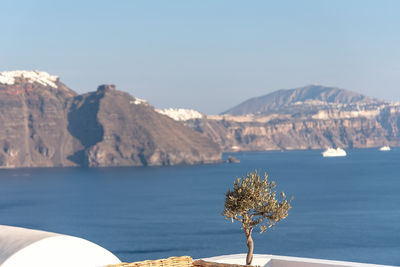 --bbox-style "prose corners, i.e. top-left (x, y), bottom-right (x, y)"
top-left (226, 156), bottom-right (240, 164)
top-left (322, 147), bottom-right (347, 157)
top-left (379, 146), bottom-right (391, 151)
